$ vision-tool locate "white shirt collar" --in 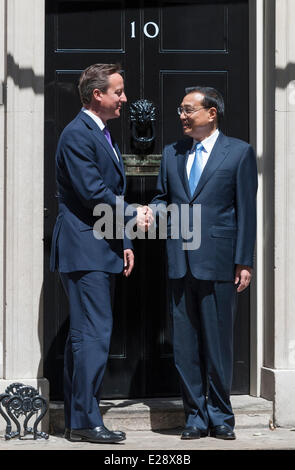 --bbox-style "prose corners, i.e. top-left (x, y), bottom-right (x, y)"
top-left (193, 128), bottom-right (220, 153)
top-left (82, 107), bottom-right (105, 131)
top-left (81, 108), bottom-right (120, 161)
